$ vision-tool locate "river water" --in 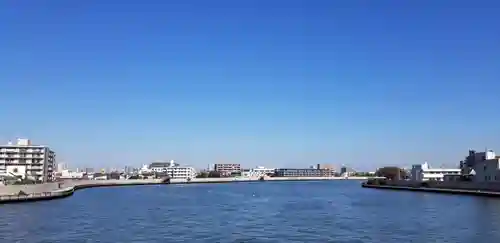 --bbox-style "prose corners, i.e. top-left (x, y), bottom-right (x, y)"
top-left (0, 180), bottom-right (499, 243)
